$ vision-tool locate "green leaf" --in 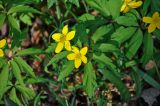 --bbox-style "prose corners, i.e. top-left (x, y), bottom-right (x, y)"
top-left (126, 29), bottom-right (143, 59)
top-left (78, 13), bottom-right (95, 21)
top-left (0, 64), bottom-right (9, 100)
top-left (47, 0), bottom-right (56, 8)
top-left (141, 33), bottom-right (153, 64)
top-left (8, 15), bottom-right (20, 32)
top-left (111, 27), bottom-right (136, 45)
top-left (92, 24), bottom-right (113, 43)
top-left (47, 51), bottom-right (69, 66)
top-left (133, 67), bottom-right (160, 89)
top-left (58, 61), bottom-right (74, 81)
top-left (83, 62), bottom-right (97, 97)
top-left (69, 0), bottom-right (80, 7)
top-left (86, 0), bottom-right (122, 18)
top-left (20, 14), bottom-right (32, 25)
top-left (101, 70), bottom-right (130, 102)
top-left (98, 43), bottom-right (119, 52)
top-left (131, 68), bottom-right (142, 97)
top-left (10, 60), bottom-right (25, 86)
top-left (16, 85), bottom-right (35, 100)
top-left (16, 48), bottom-right (44, 56)
top-left (115, 16), bottom-right (138, 26)
top-left (45, 43), bottom-right (57, 53)
top-left (14, 57), bottom-right (36, 78)
top-left (0, 13), bottom-right (6, 29)
top-left (8, 5), bottom-right (41, 14)
top-left (93, 53), bottom-right (116, 70)
top-left (9, 88), bottom-right (22, 106)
